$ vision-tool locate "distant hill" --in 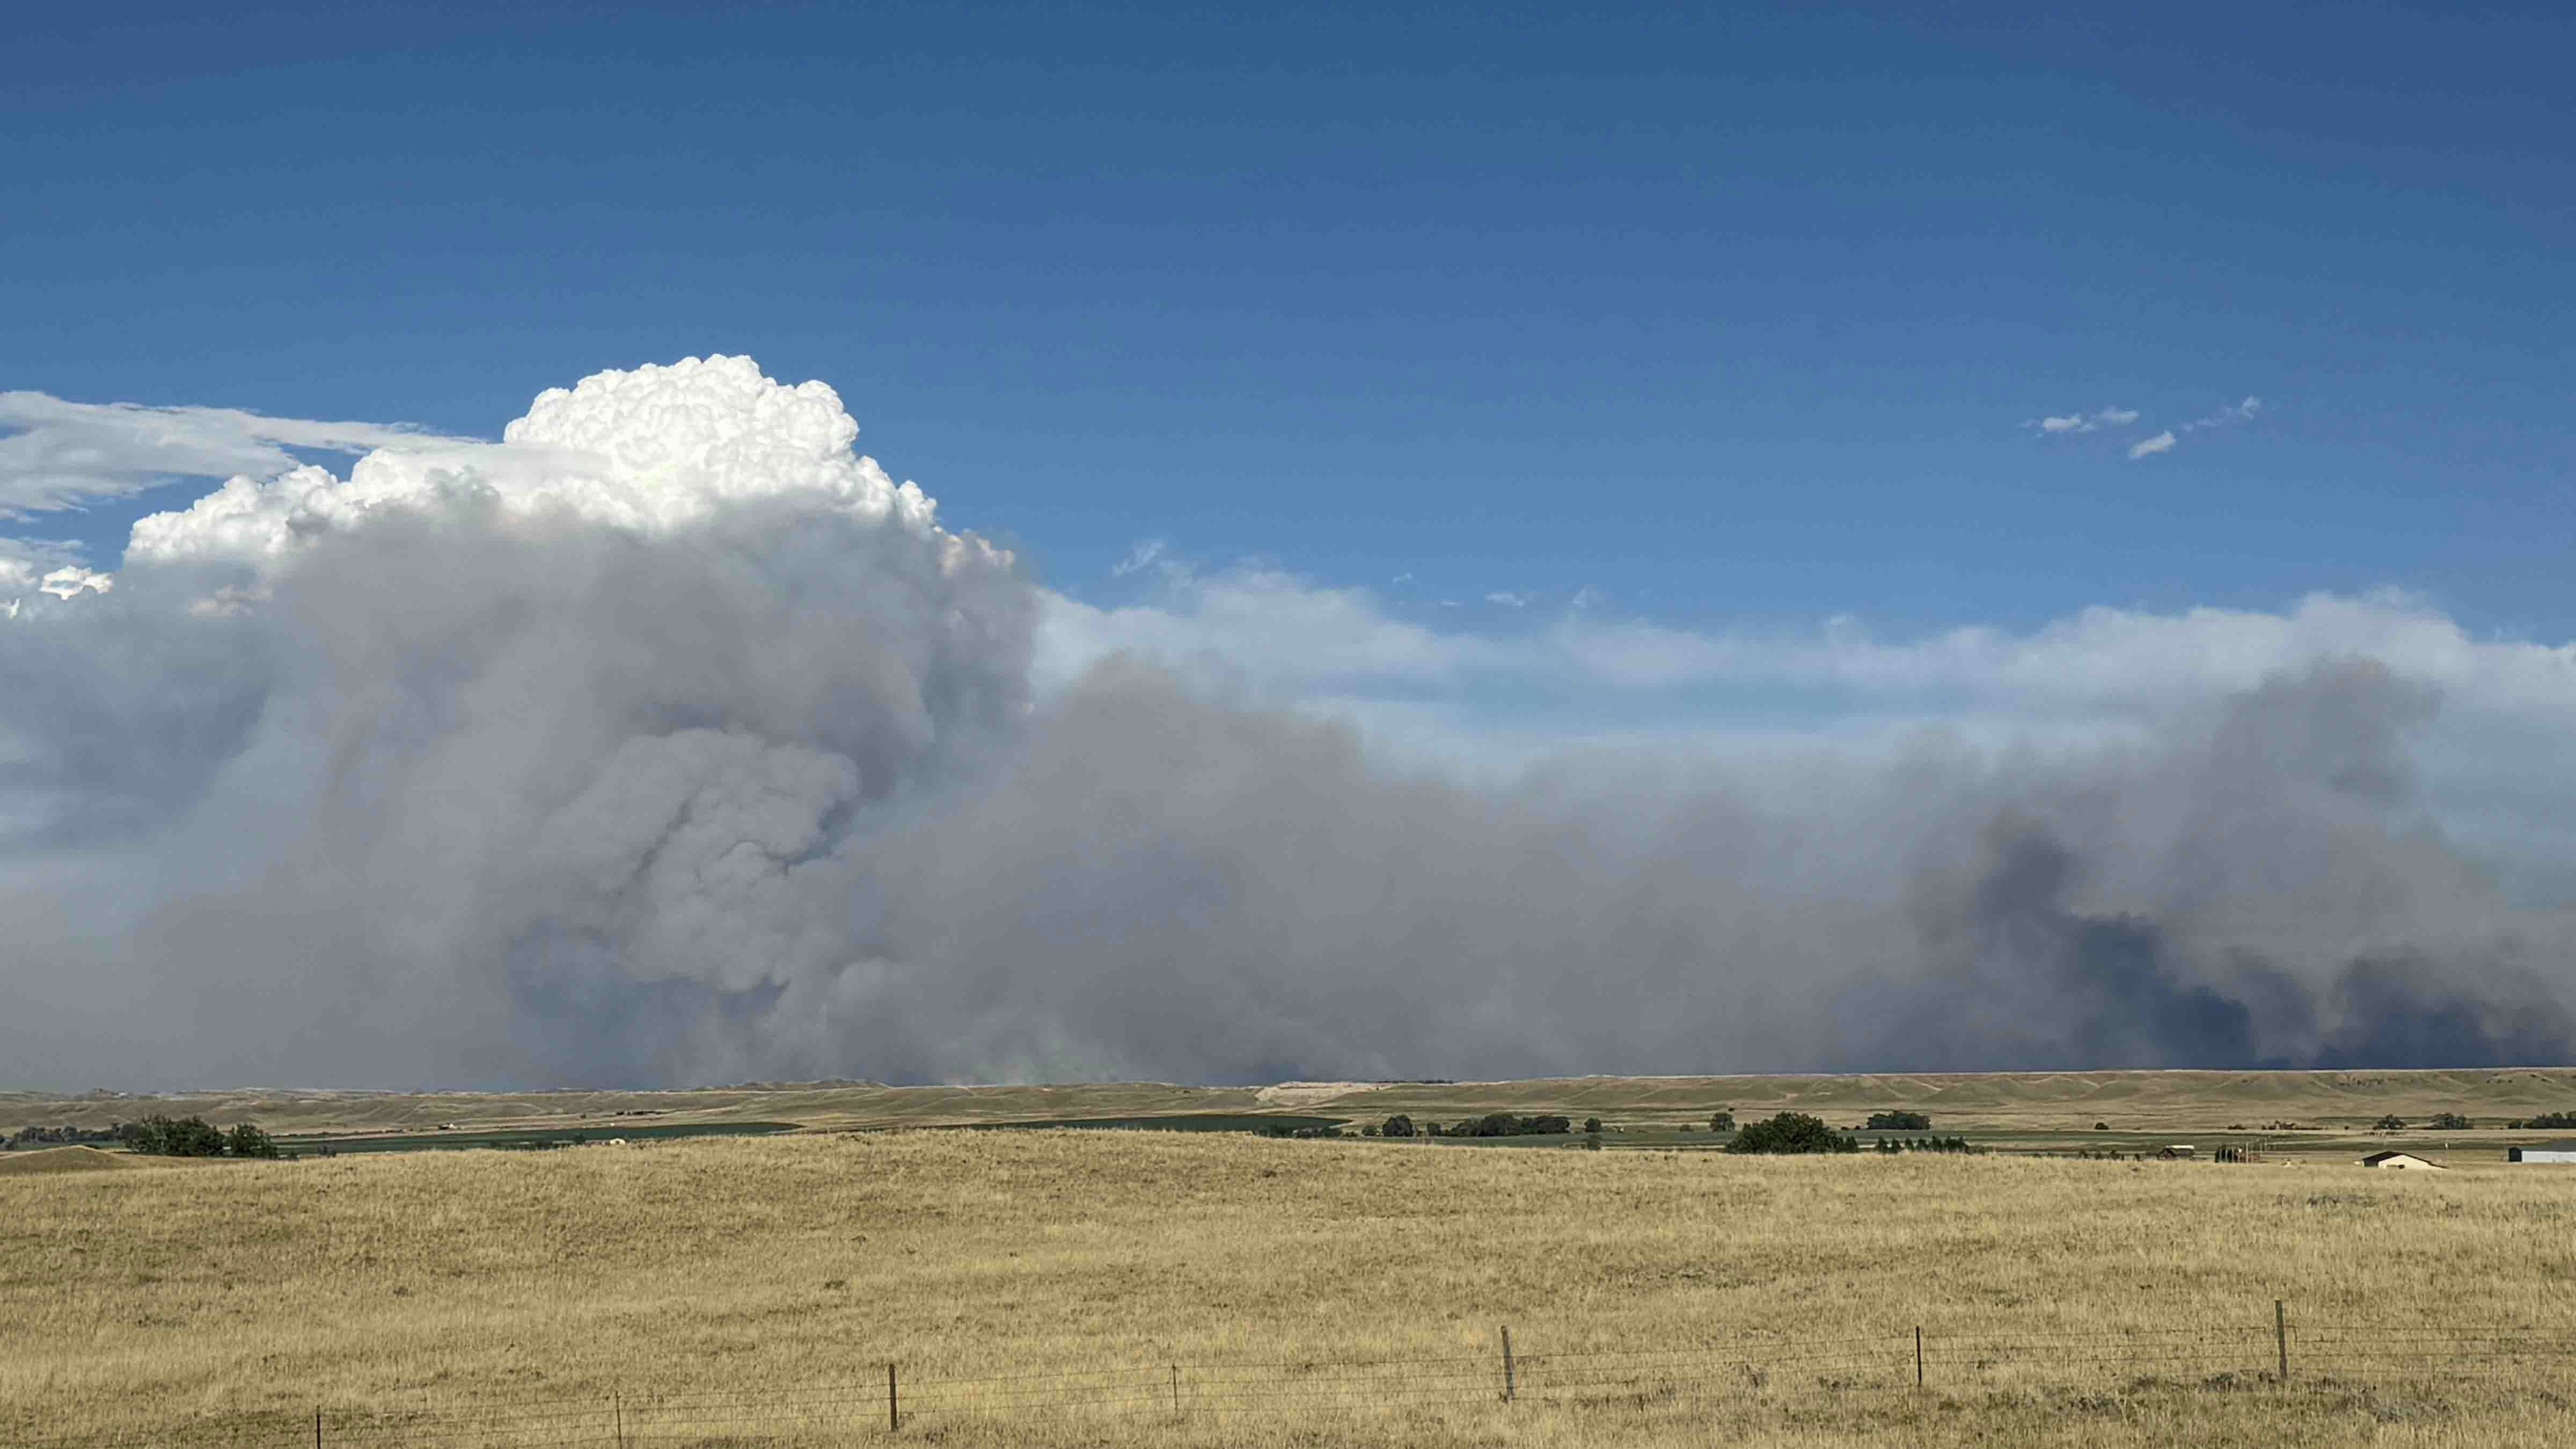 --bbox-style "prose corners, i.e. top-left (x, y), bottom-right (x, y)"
top-left (9, 1067), bottom-right (2576, 1138)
